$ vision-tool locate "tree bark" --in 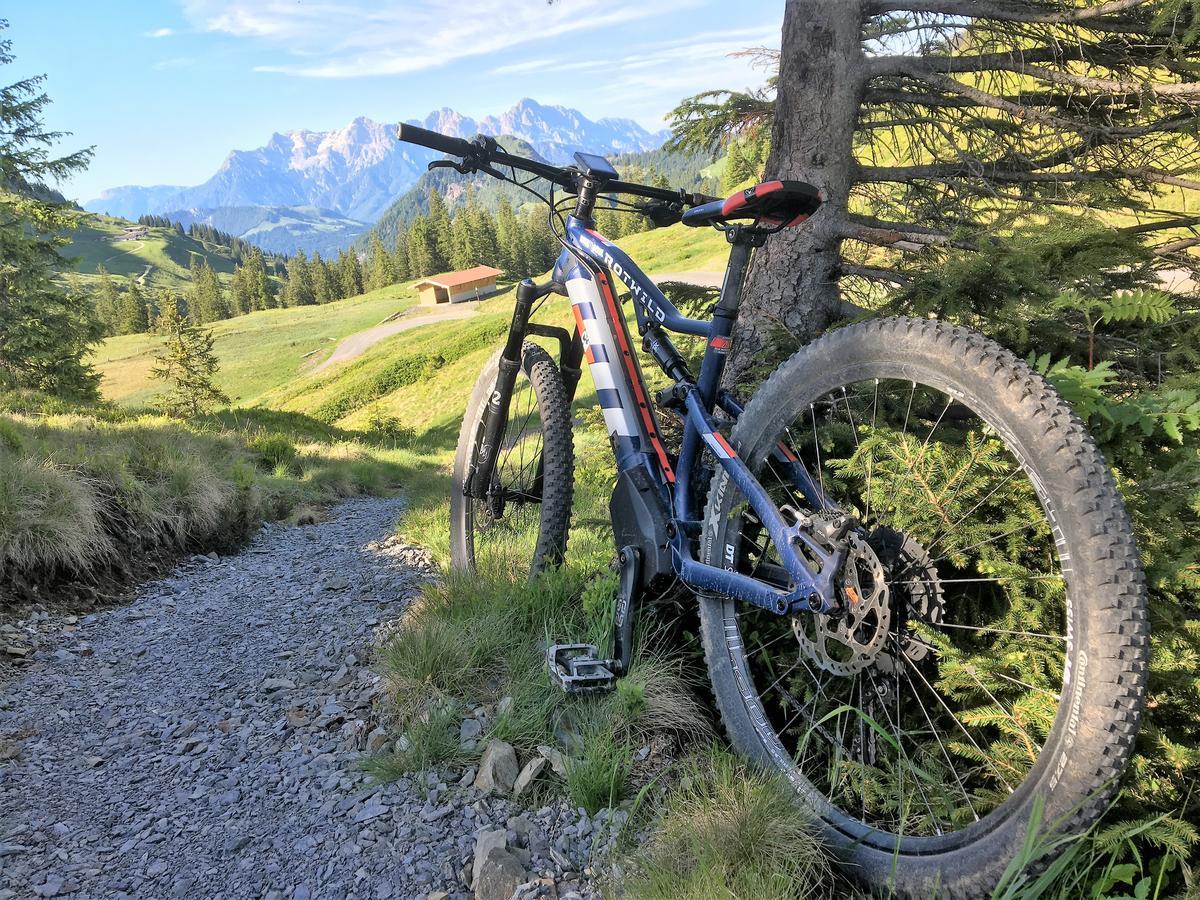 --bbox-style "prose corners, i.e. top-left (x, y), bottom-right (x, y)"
top-left (725, 0), bottom-right (865, 390)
